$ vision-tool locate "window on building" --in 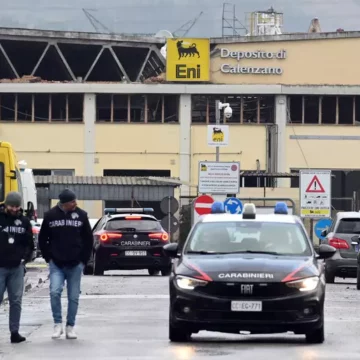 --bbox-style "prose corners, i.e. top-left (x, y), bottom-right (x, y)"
top-left (33, 169), bottom-right (75, 176)
top-left (191, 95), bottom-right (275, 124)
top-left (0, 93), bottom-right (83, 122)
top-left (288, 95), bottom-right (358, 125)
top-left (96, 94), bottom-right (179, 123)
top-left (103, 169), bottom-right (171, 177)
top-left (239, 171), bottom-right (275, 188)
